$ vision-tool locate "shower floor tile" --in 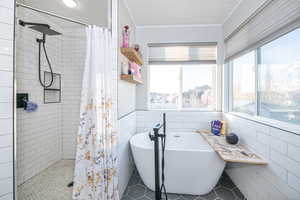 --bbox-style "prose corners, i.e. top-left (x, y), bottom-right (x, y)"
top-left (122, 170), bottom-right (246, 200)
top-left (18, 160), bottom-right (75, 200)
